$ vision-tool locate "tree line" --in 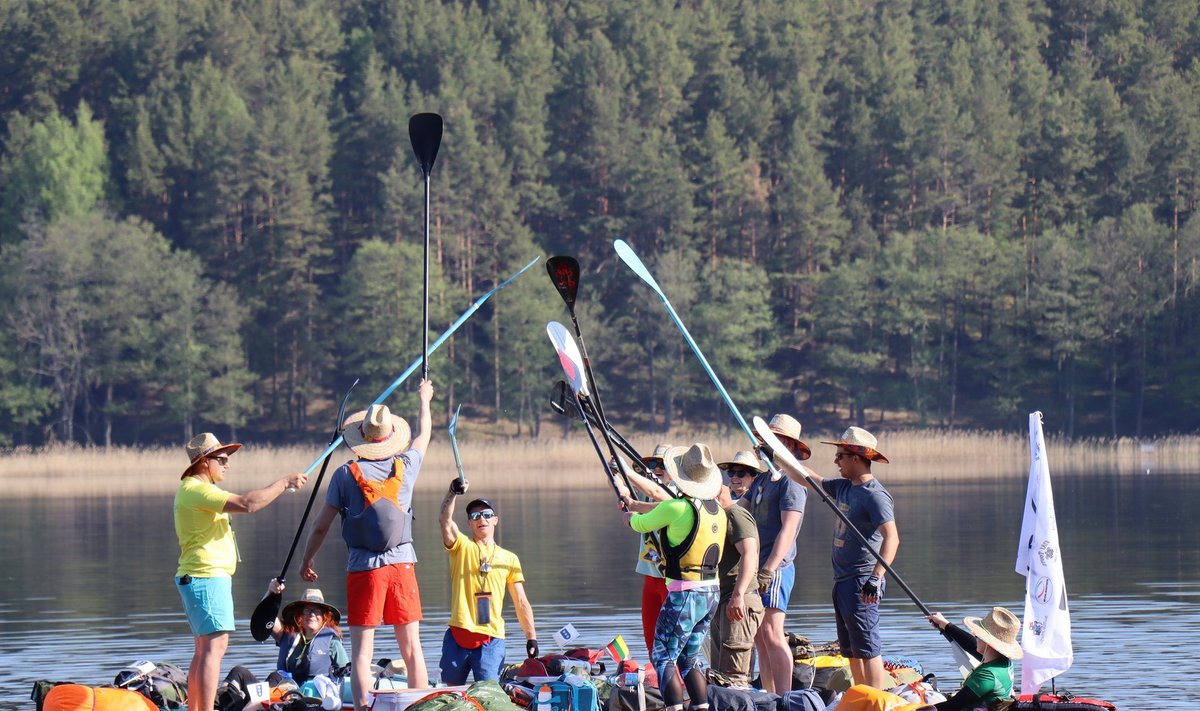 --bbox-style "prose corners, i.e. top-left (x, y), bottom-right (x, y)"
top-left (2, 0), bottom-right (1199, 448)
